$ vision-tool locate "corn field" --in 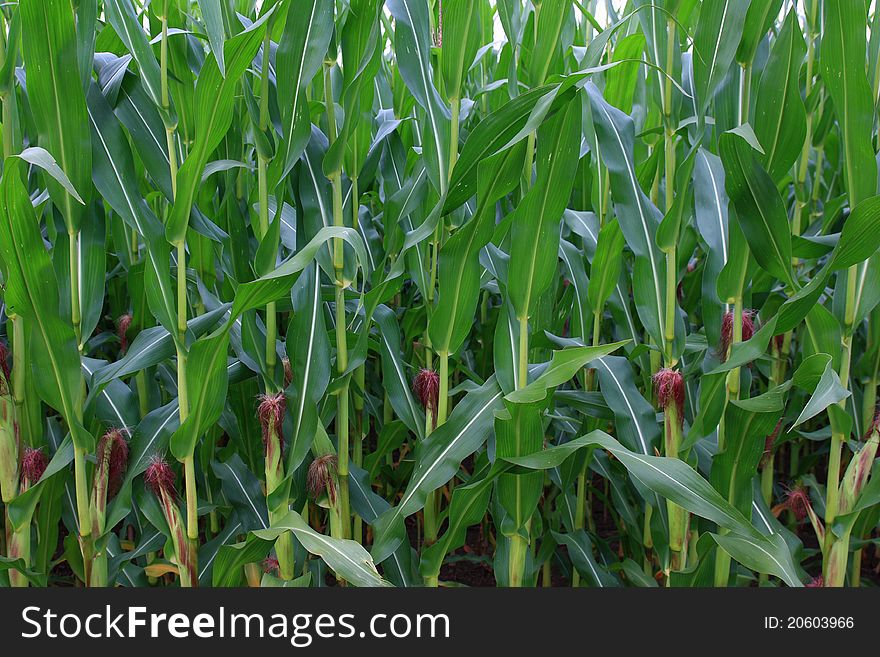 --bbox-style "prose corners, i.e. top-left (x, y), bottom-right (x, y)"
top-left (0, 0), bottom-right (879, 589)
